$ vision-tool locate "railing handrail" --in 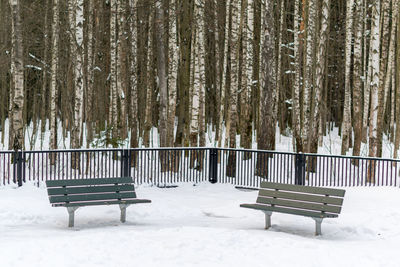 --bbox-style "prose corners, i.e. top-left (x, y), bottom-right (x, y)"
top-left (3, 146), bottom-right (400, 162)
